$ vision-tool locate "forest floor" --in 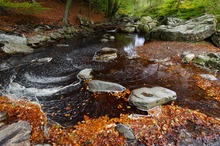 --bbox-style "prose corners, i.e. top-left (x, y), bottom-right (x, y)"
top-left (0, 0), bottom-right (220, 145)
